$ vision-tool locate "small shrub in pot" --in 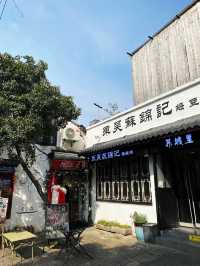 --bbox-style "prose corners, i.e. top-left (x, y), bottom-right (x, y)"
top-left (132, 212), bottom-right (147, 226)
top-left (130, 212), bottom-right (147, 241)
